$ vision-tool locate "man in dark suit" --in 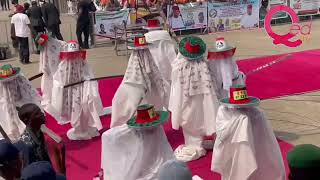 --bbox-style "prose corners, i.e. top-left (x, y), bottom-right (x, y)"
top-left (29, 1), bottom-right (45, 54)
top-left (41, 0), bottom-right (63, 40)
